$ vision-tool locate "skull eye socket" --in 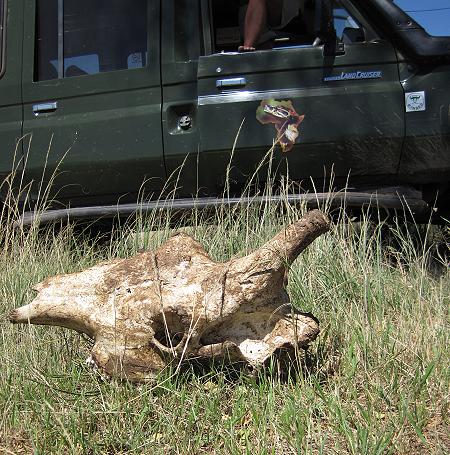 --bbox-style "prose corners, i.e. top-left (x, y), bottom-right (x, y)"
top-left (153, 312), bottom-right (185, 348)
